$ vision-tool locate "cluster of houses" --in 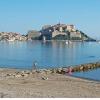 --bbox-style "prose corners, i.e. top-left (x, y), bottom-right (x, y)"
top-left (0, 32), bottom-right (27, 41)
